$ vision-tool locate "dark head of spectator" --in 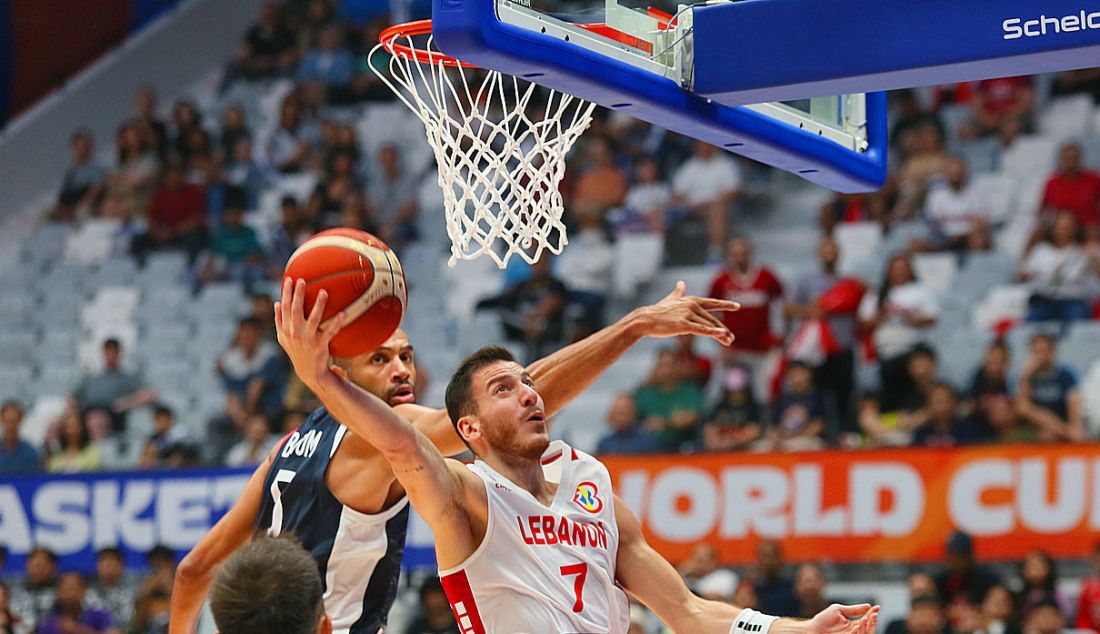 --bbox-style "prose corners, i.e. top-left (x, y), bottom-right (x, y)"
top-left (37, 572), bottom-right (118, 634)
top-left (983, 395), bottom-right (1029, 443)
top-left (90, 547), bottom-right (136, 633)
top-left (336, 191), bottom-right (374, 233)
top-left (595, 393), bottom-right (660, 456)
top-left (226, 414), bottom-right (277, 467)
top-left (133, 546), bottom-right (175, 633)
top-left (911, 383), bottom-right (963, 448)
top-left (404, 576), bottom-right (459, 634)
top-left (970, 341), bottom-right (1011, 406)
top-left (250, 292), bottom-right (277, 341)
top-left (768, 361), bottom-right (827, 452)
top-left (905, 595), bottom-right (948, 634)
top-left (633, 349), bottom-right (704, 452)
top-left (55, 128), bottom-right (107, 221)
top-left (1, 400), bottom-right (40, 473)
top-left (210, 536), bottom-right (331, 634)
top-left (936, 531), bottom-right (1001, 609)
top-left (891, 90), bottom-right (945, 158)
top-left (908, 572), bottom-right (938, 600)
top-left (703, 363), bottom-right (761, 452)
top-left (1018, 550), bottom-right (1065, 623)
top-left (1024, 600), bottom-right (1065, 634)
top-left (795, 563), bottom-right (829, 619)
top-left (753, 540), bottom-right (797, 616)
top-left (26, 548), bottom-right (57, 591)
top-left (139, 404), bottom-right (191, 469)
top-left (219, 104), bottom-right (251, 159)
top-left (47, 410), bottom-right (102, 474)
top-left (1015, 333), bottom-right (1083, 442)
top-left (1039, 143), bottom-right (1100, 233)
top-left (980, 585), bottom-right (1020, 634)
